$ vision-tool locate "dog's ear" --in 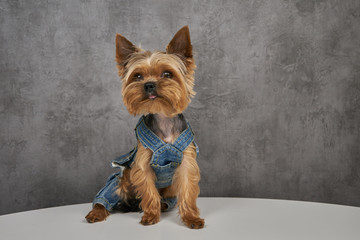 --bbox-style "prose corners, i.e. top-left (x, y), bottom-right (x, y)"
top-left (116, 34), bottom-right (137, 66)
top-left (166, 26), bottom-right (192, 59)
